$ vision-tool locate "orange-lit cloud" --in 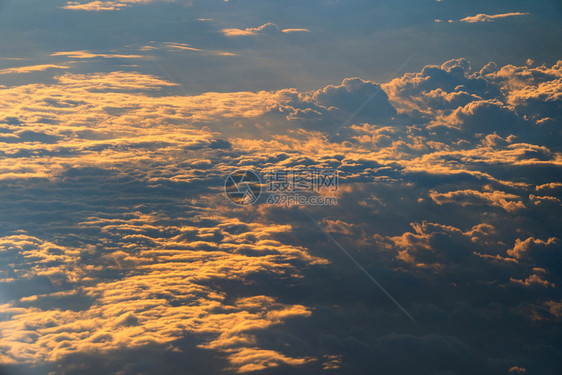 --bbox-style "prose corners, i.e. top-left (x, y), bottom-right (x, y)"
top-left (0, 64), bottom-right (69, 75)
top-left (222, 23), bottom-right (309, 37)
top-left (0, 217), bottom-right (325, 371)
top-left (506, 237), bottom-right (558, 259)
top-left (458, 12), bottom-right (530, 23)
top-left (429, 189), bottom-right (525, 212)
top-left (63, 0), bottom-right (173, 11)
top-left (1, 57), bottom-right (562, 373)
top-left (50, 50), bottom-right (144, 59)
